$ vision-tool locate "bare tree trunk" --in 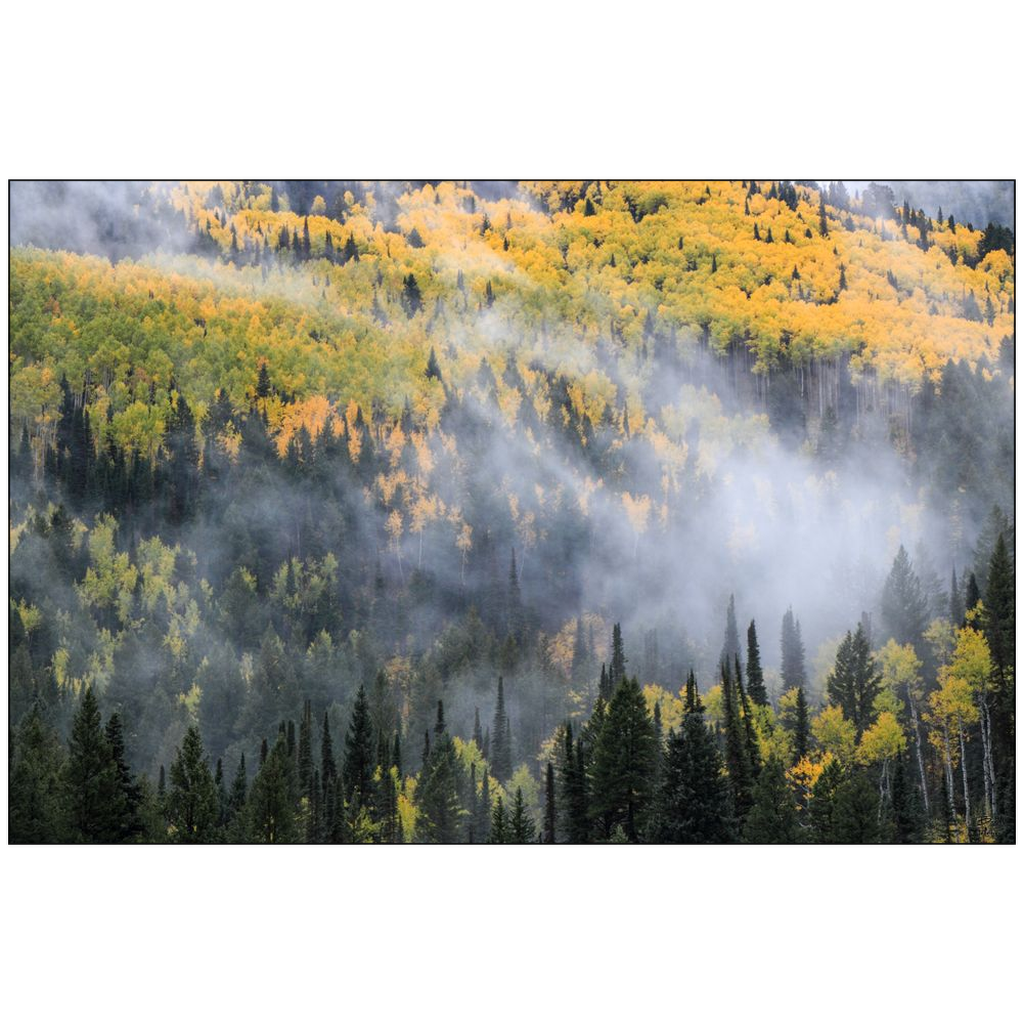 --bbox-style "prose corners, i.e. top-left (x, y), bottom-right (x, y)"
top-left (942, 722), bottom-right (957, 832)
top-left (957, 714), bottom-right (971, 841)
top-left (978, 691), bottom-right (997, 819)
top-left (907, 686), bottom-right (930, 815)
